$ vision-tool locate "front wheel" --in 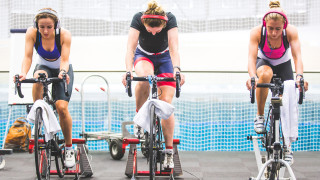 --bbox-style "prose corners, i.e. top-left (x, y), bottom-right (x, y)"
top-left (34, 107), bottom-right (50, 180)
top-left (149, 105), bottom-right (157, 180)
